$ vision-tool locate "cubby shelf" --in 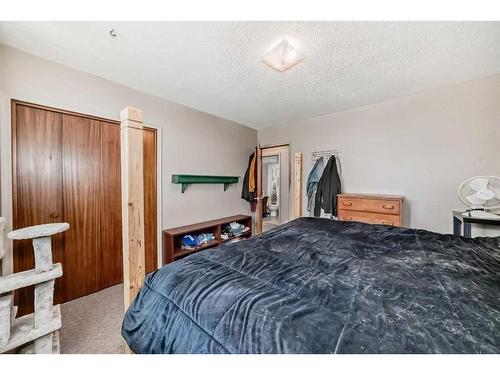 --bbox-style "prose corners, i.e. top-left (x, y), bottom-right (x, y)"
top-left (162, 215), bottom-right (252, 264)
top-left (171, 174), bottom-right (239, 193)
